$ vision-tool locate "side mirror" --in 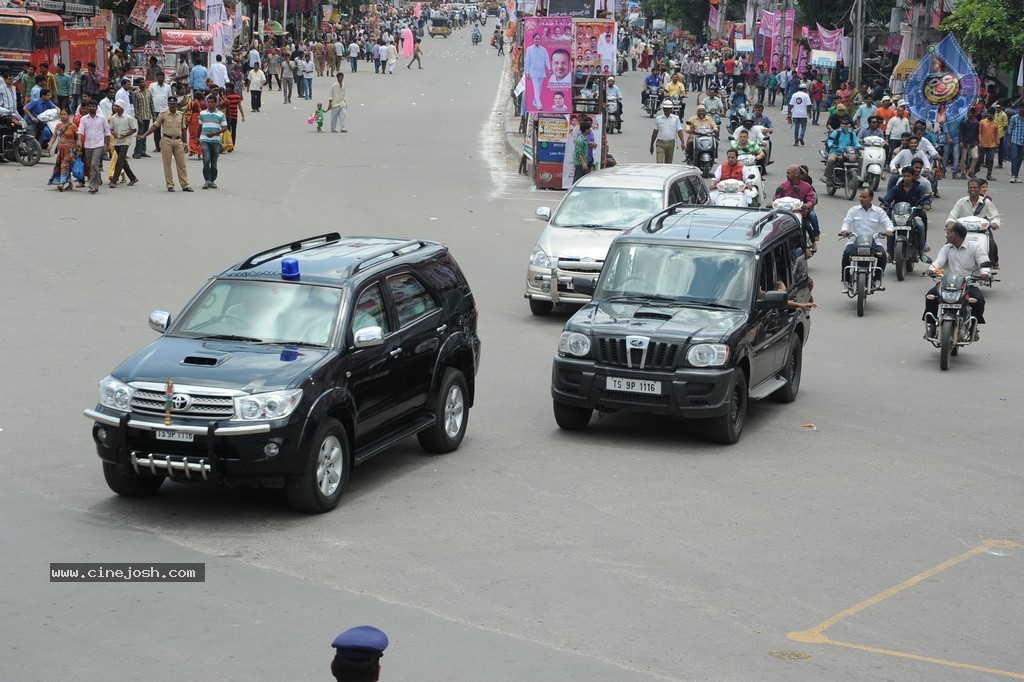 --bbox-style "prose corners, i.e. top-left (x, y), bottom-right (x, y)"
top-left (920, 255), bottom-right (934, 264)
top-left (353, 326), bottom-right (384, 348)
top-left (535, 206), bottom-right (551, 221)
top-left (757, 291), bottom-right (788, 310)
top-left (572, 276), bottom-right (597, 297)
top-left (149, 310), bottom-right (171, 333)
